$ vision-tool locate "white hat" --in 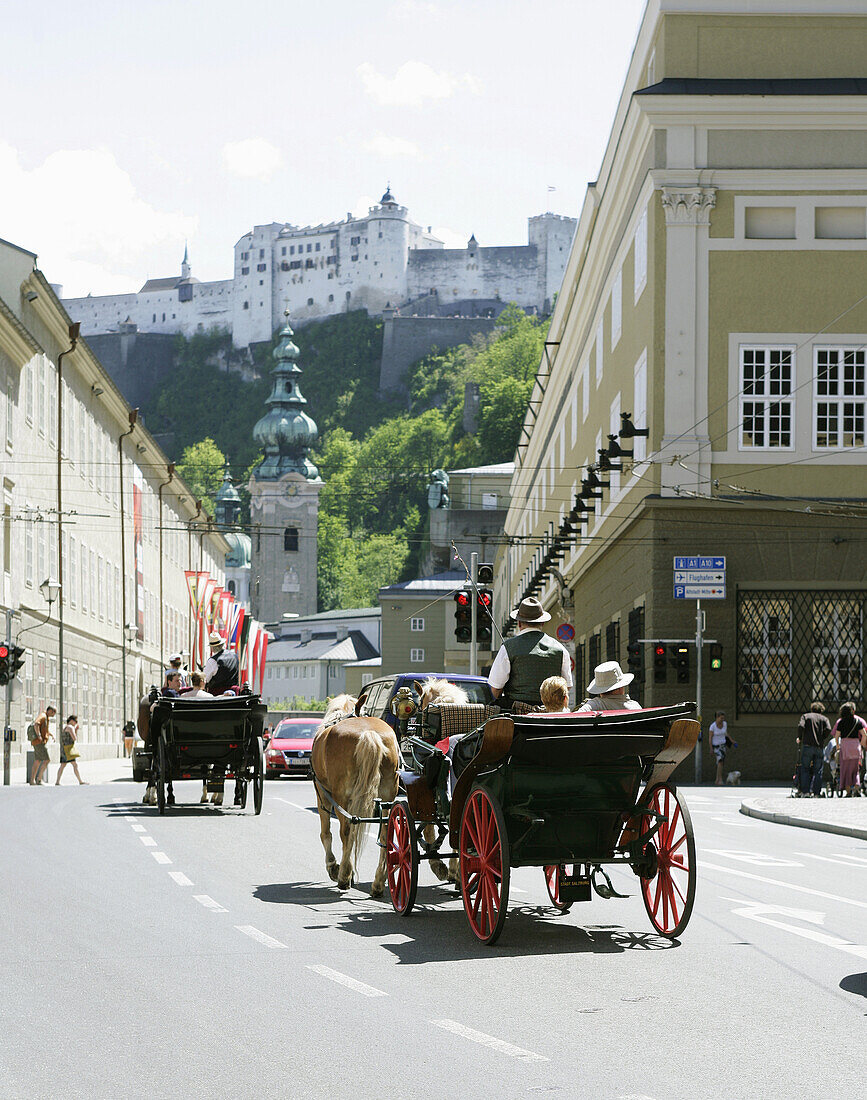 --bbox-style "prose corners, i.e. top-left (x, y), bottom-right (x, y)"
top-left (168, 652), bottom-right (183, 662)
top-left (208, 631), bottom-right (224, 647)
top-left (587, 661), bottom-right (634, 695)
